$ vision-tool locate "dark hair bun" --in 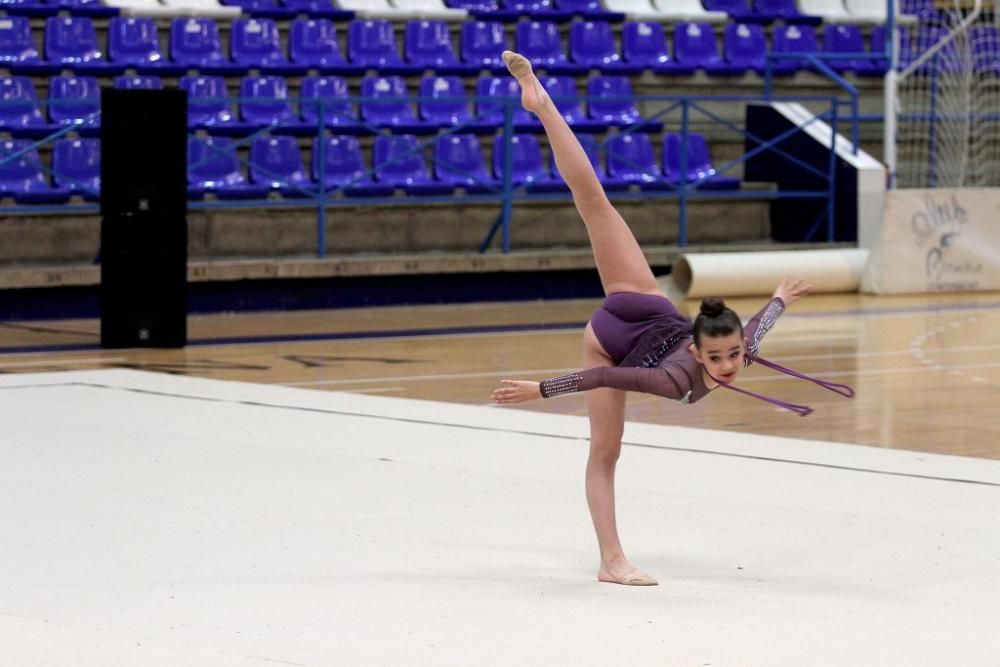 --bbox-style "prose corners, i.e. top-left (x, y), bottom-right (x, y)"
top-left (700, 297), bottom-right (726, 318)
